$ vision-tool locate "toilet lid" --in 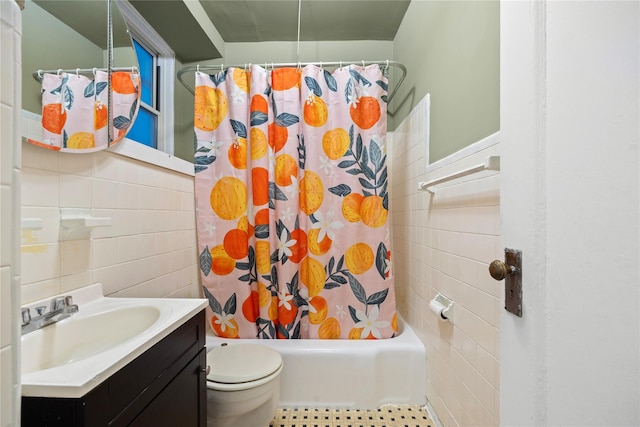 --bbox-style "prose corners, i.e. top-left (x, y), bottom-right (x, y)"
top-left (206, 344), bottom-right (282, 384)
